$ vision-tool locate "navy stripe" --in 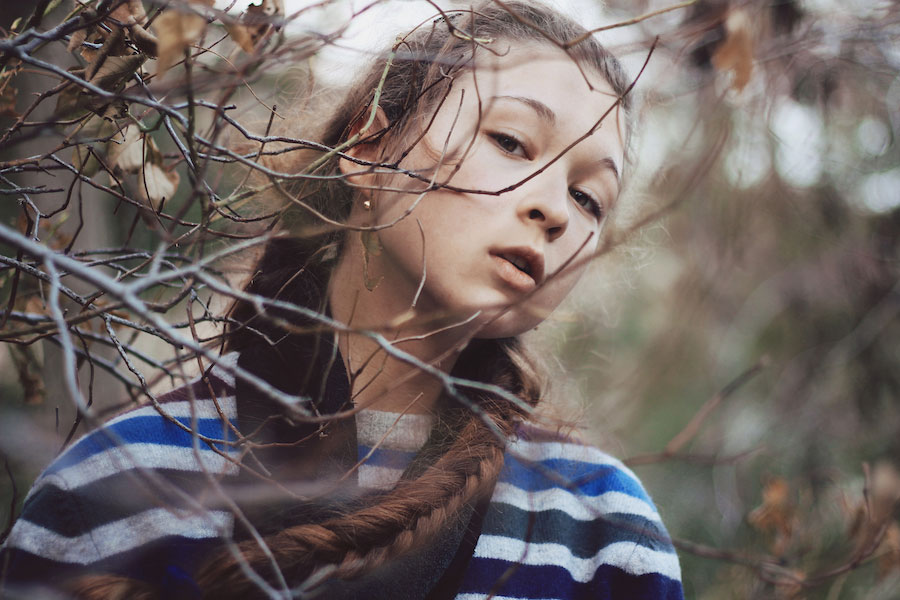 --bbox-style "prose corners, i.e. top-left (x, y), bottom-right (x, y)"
top-left (47, 415), bottom-right (236, 475)
top-left (500, 456), bottom-right (651, 502)
top-left (481, 505), bottom-right (674, 558)
top-left (458, 557), bottom-right (684, 600)
top-left (21, 469), bottom-right (232, 537)
top-left (0, 535), bottom-right (216, 595)
top-left (357, 445), bottom-right (417, 470)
